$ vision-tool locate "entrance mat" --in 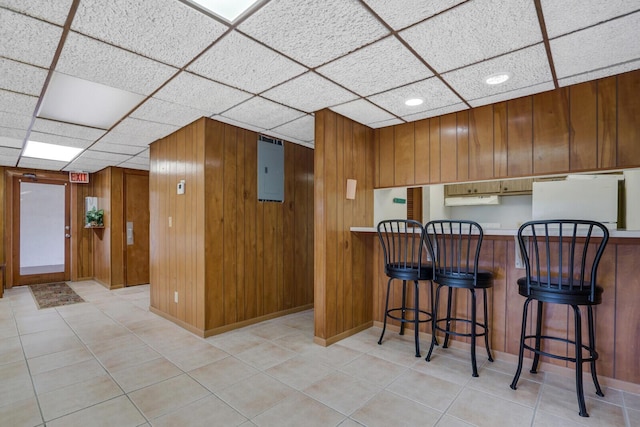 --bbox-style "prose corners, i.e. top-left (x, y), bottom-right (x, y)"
top-left (29, 282), bottom-right (85, 309)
